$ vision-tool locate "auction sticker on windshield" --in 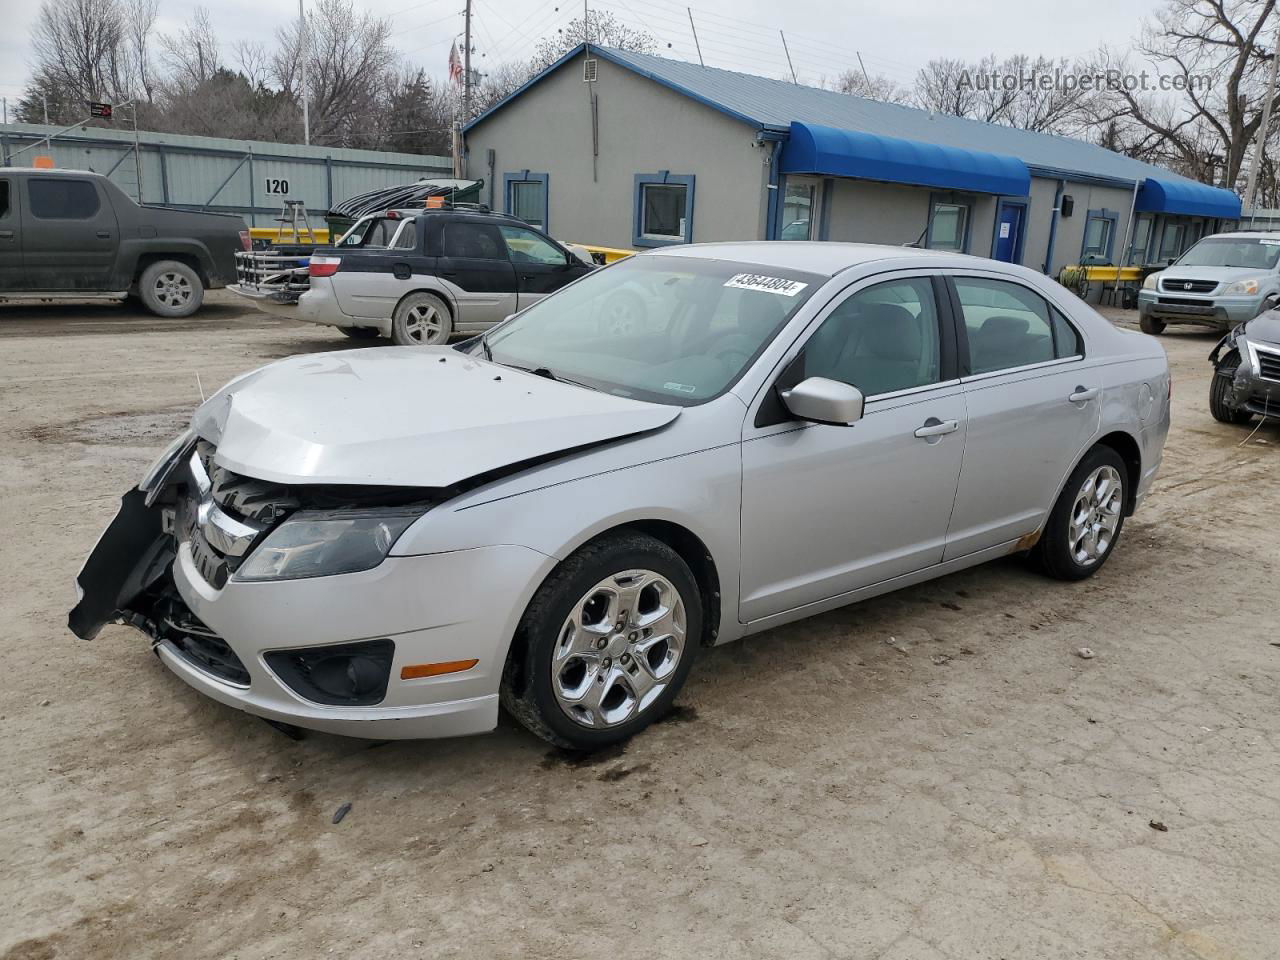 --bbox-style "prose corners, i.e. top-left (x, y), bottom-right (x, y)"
top-left (724, 274), bottom-right (809, 297)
